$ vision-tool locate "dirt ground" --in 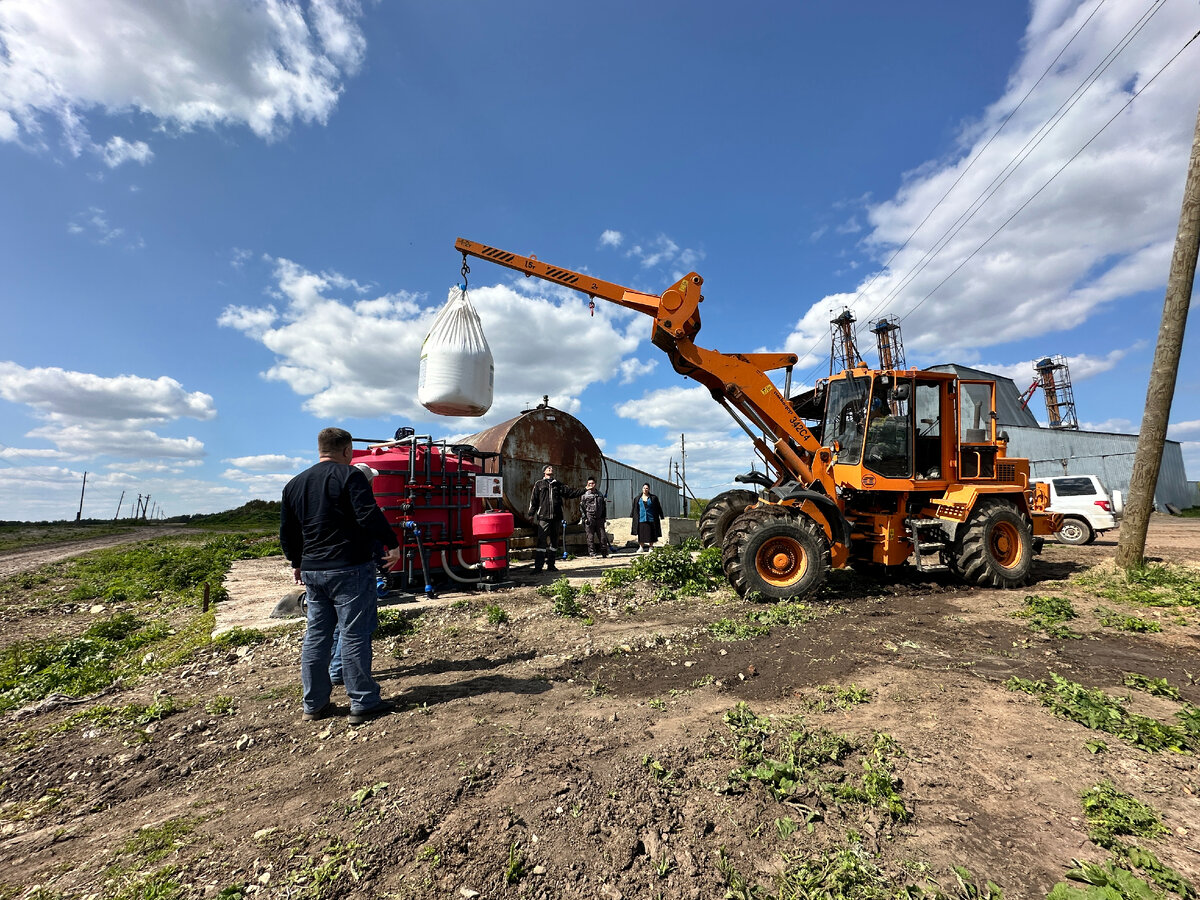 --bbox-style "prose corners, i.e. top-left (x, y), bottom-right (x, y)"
top-left (1, 517), bottom-right (1198, 899)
